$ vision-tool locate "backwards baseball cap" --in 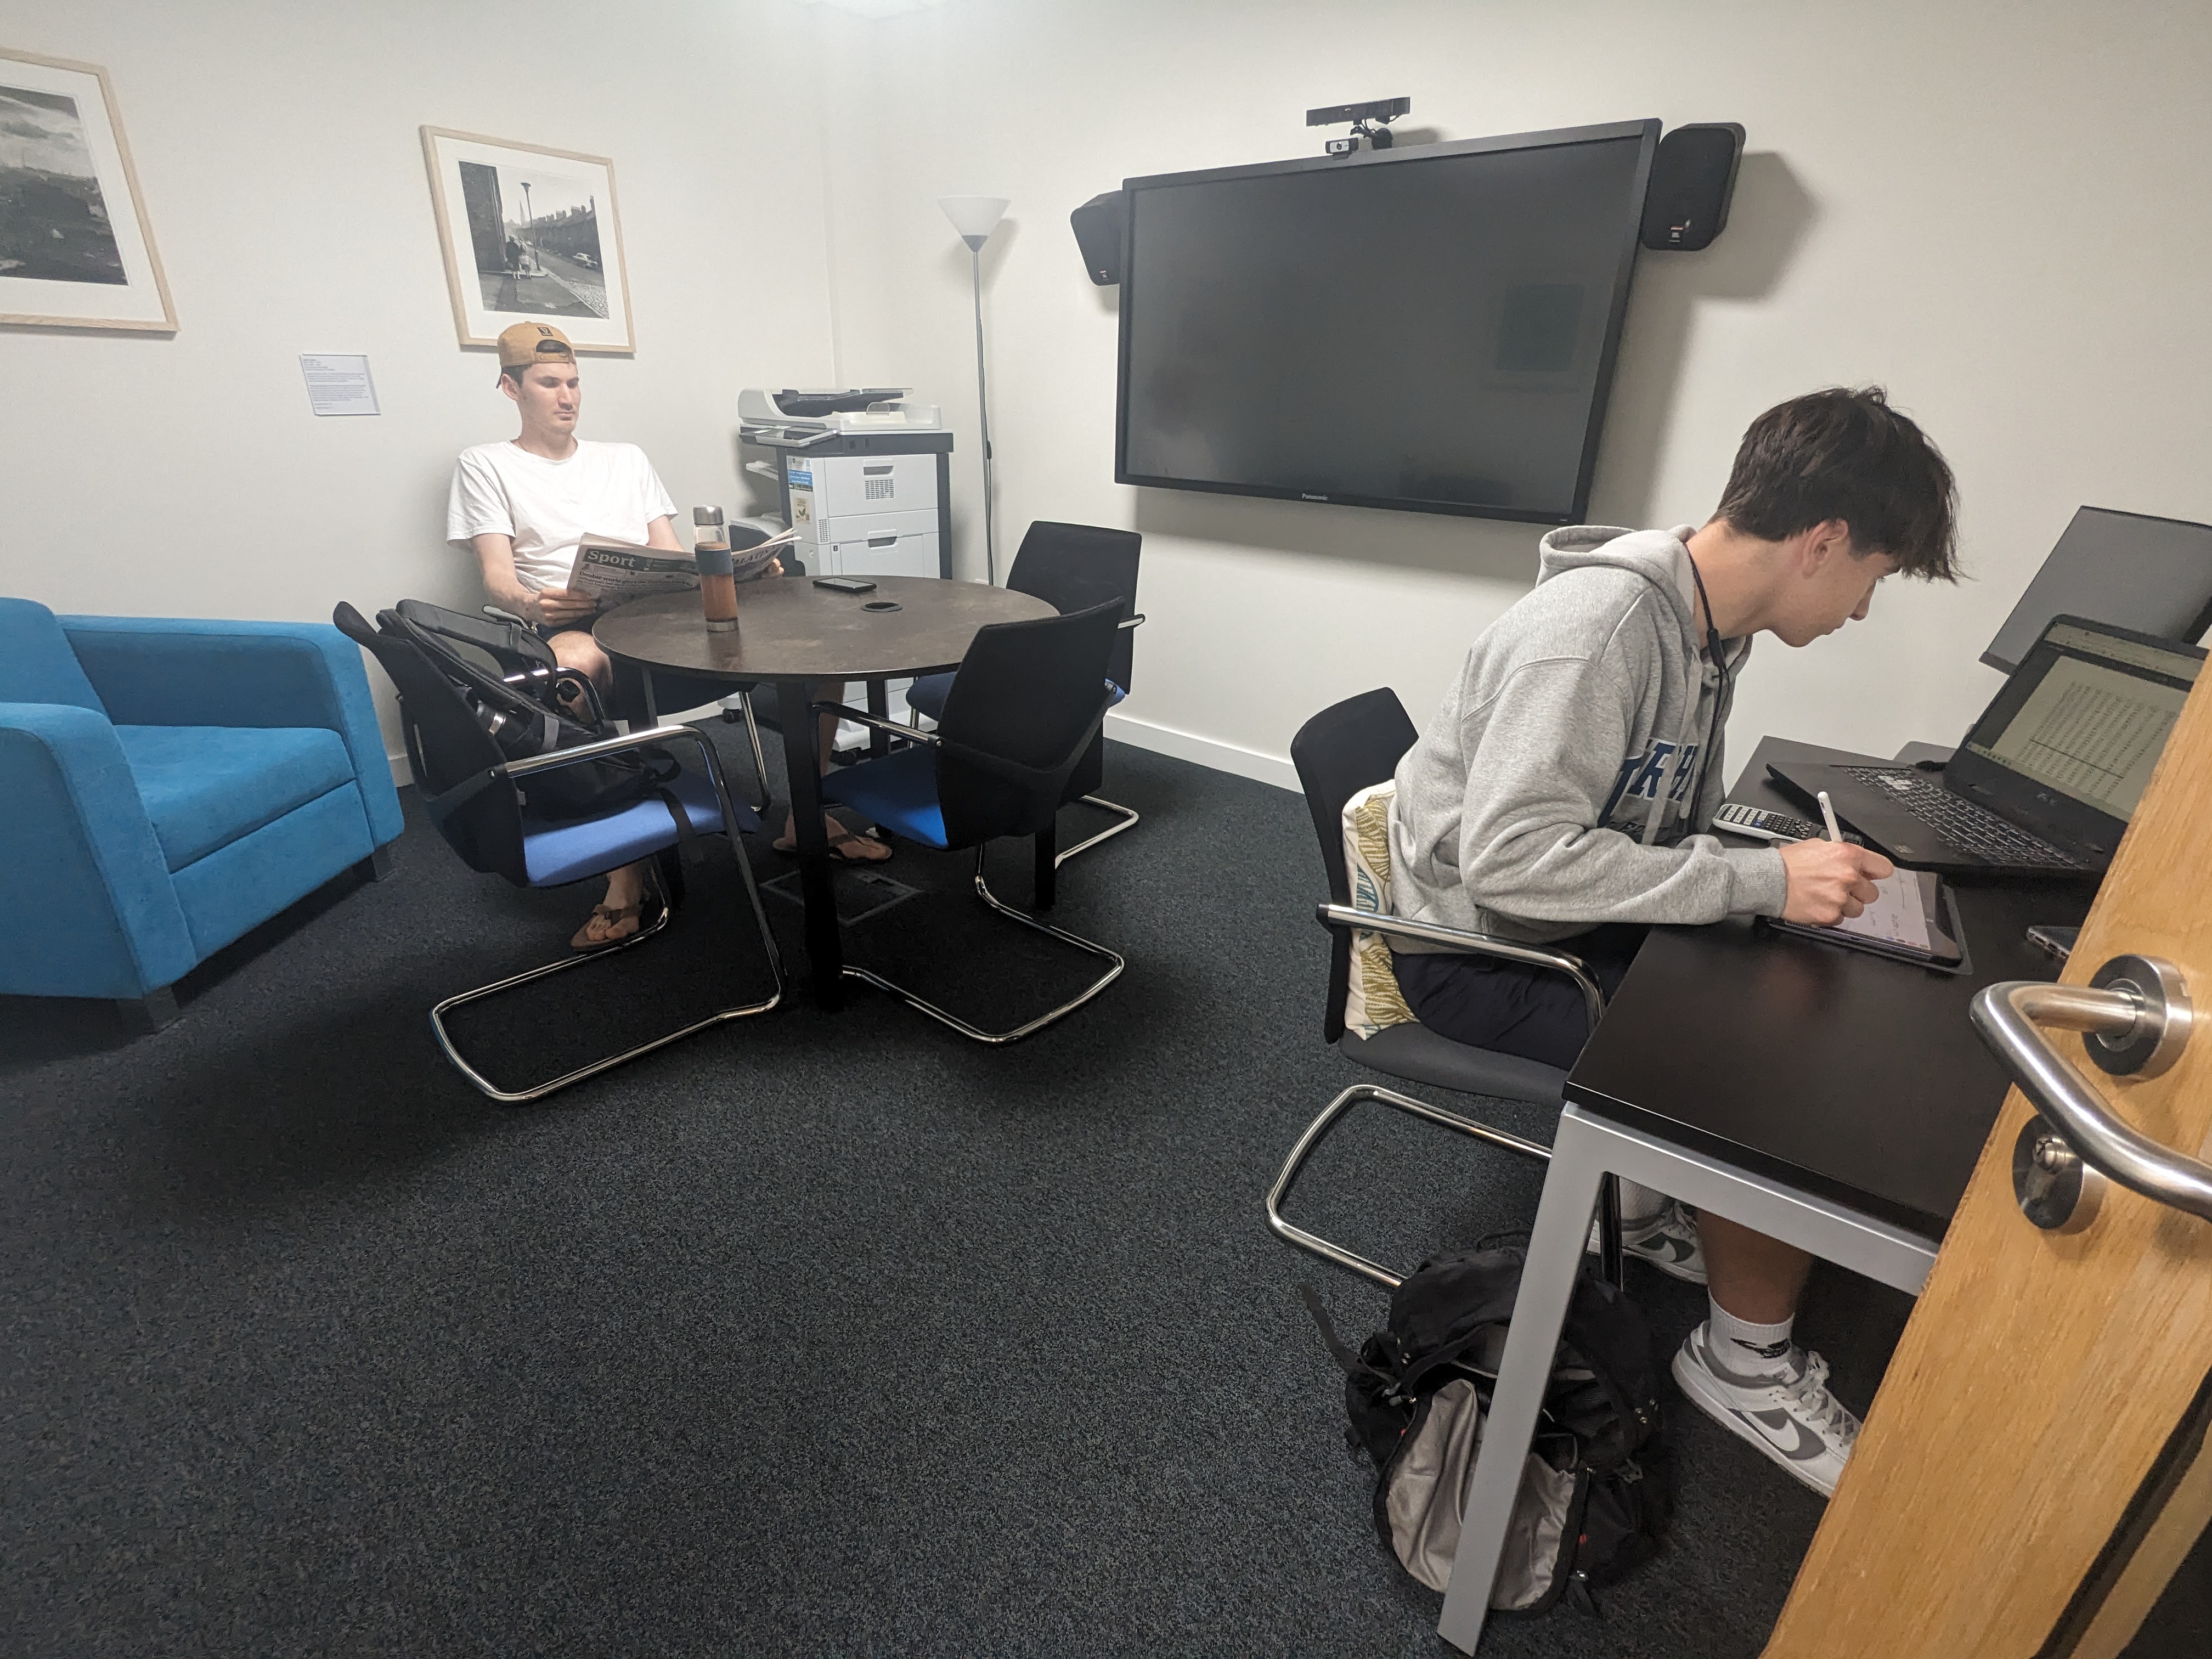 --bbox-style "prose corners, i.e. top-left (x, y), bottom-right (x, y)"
top-left (496, 321), bottom-right (576, 371)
